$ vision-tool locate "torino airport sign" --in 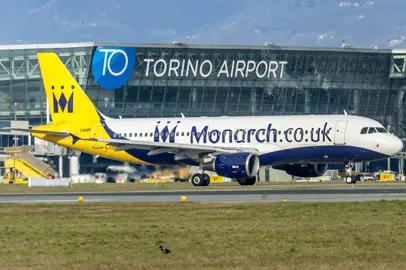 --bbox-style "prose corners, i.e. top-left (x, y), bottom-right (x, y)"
top-left (91, 46), bottom-right (288, 91)
top-left (143, 58), bottom-right (288, 79)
